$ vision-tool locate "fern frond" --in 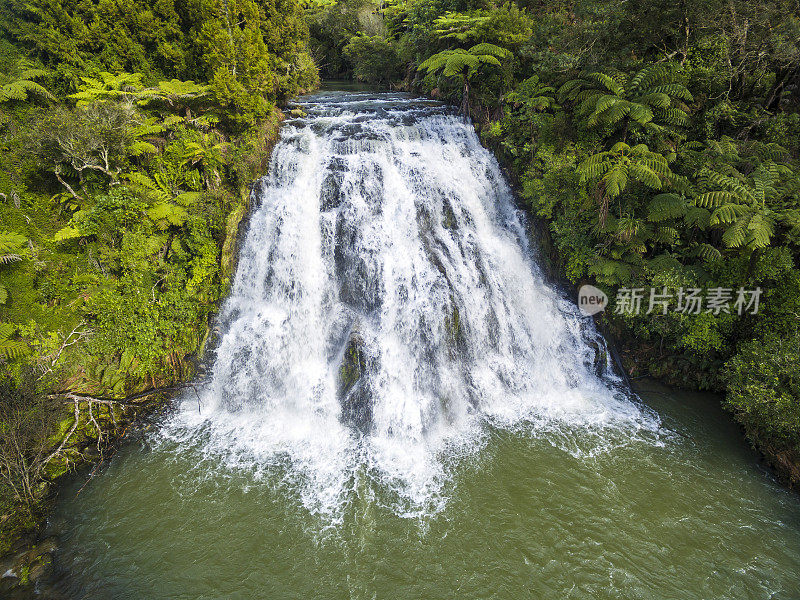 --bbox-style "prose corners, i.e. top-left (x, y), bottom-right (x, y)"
top-left (684, 206), bottom-right (711, 229)
top-left (0, 323), bottom-right (29, 360)
top-left (53, 226), bottom-right (82, 242)
top-left (721, 218), bottom-right (748, 247)
top-left (746, 212), bottom-right (775, 248)
top-left (469, 43), bottom-right (511, 59)
top-left (0, 231), bottom-right (28, 255)
top-left (652, 226), bottom-right (679, 244)
top-left (648, 84), bottom-right (693, 101)
top-left (696, 190), bottom-right (737, 208)
top-left (649, 253), bottom-right (683, 271)
top-left (148, 202), bottom-right (188, 229)
top-left (442, 53), bottom-right (477, 77)
top-left (710, 204), bottom-right (744, 225)
top-left (629, 163), bottom-right (662, 189)
top-left (627, 103), bottom-right (654, 125)
top-left (647, 193), bottom-right (686, 221)
top-left (586, 72), bottom-right (625, 96)
top-left (603, 165), bottom-right (629, 198)
top-left (692, 243), bottom-right (722, 262)
top-left (639, 92), bottom-right (671, 109)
